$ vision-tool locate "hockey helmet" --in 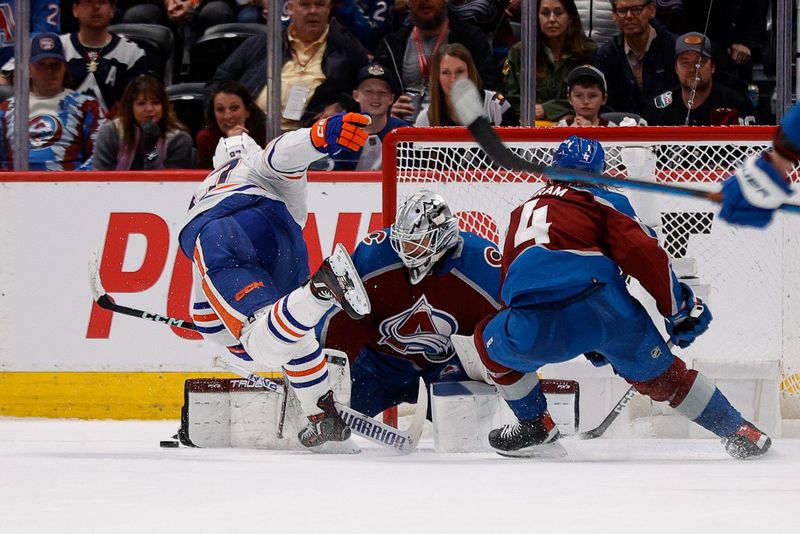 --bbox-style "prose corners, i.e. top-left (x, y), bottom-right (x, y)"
top-left (212, 132), bottom-right (260, 168)
top-left (552, 135), bottom-right (606, 174)
top-left (390, 190), bottom-right (460, 285)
